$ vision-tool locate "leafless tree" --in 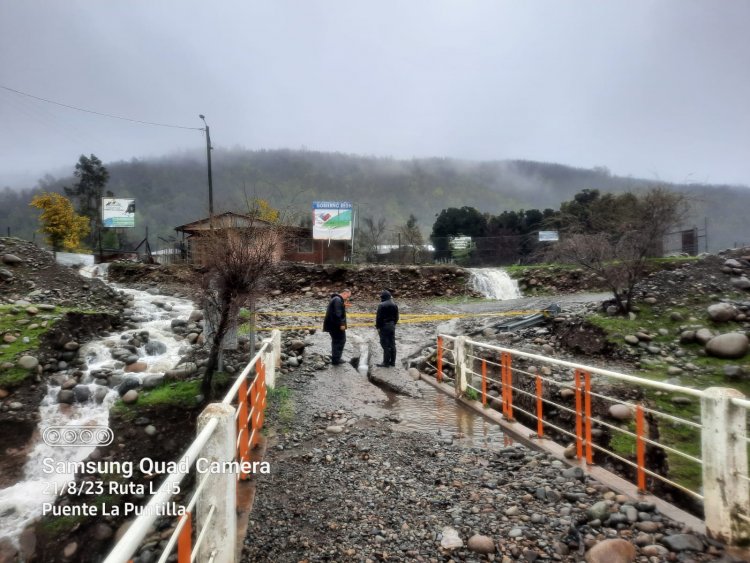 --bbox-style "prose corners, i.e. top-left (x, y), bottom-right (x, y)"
top-left (357, 215), bottom-right (387, 262)
top-left (552, 187), bottom-right (689, 313)
top-left (399, 214), bottom-right (425, 264)
top-left (199, 220), bottom-right (282, 398)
